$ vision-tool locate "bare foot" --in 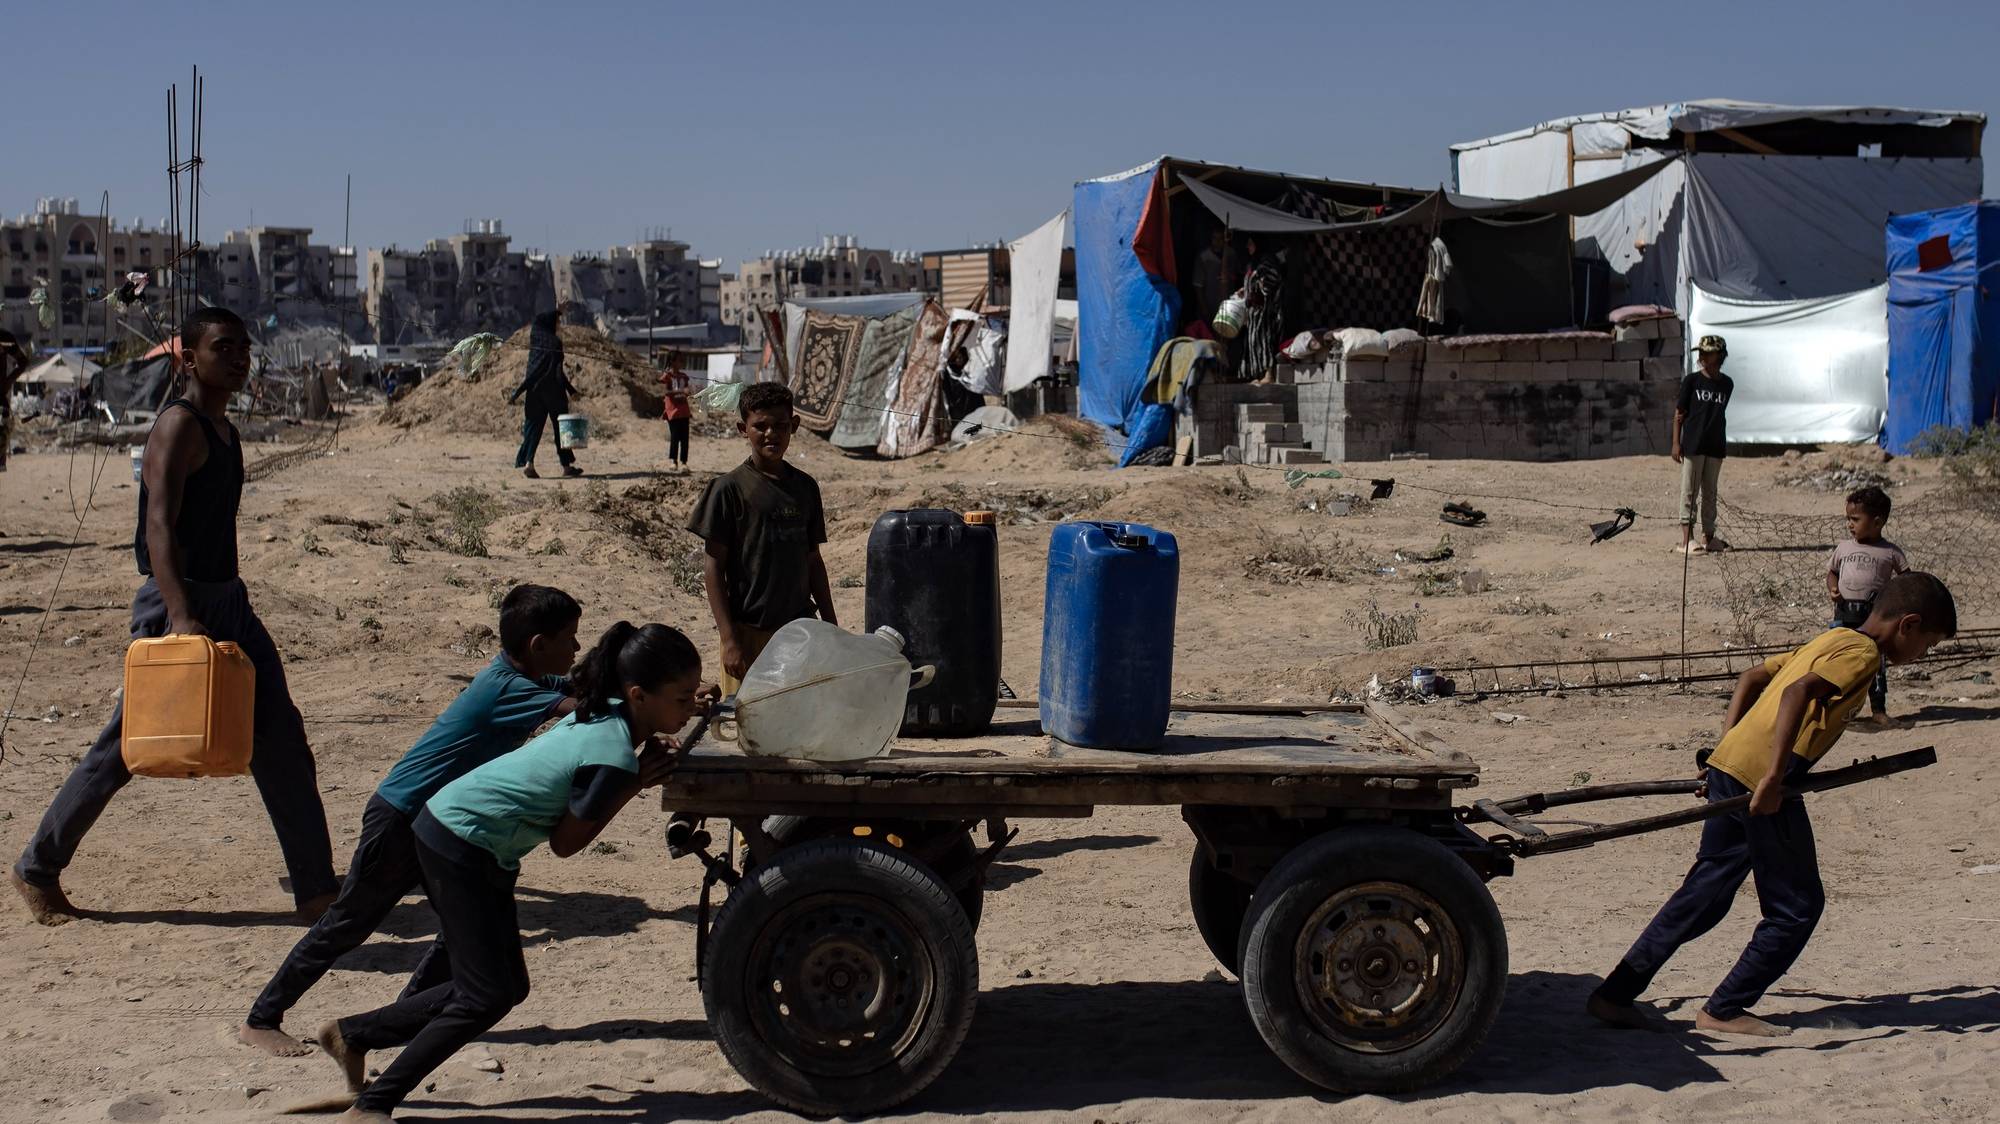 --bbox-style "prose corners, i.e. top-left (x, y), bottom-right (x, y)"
top-left (1695, 1008), bottom-right (1791, 1037)
top-left (316, 1021), bottom-right (368, 1093)
top-left (1587, 991), bottom-right (1663, 1030)
top-left (10, 870), bottom-right (79, 925)
top-left (297, 892), bottom-right (338, 924)
top-left (1863, 713), bottom-right (1910, 730)
top-left (239, 1023), bottom-right (314, 1057)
